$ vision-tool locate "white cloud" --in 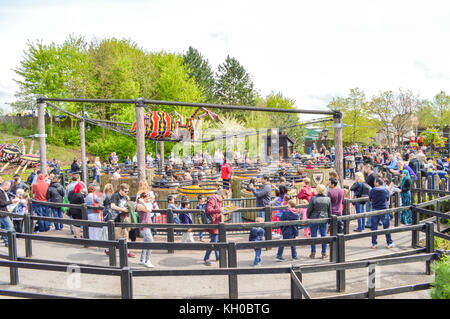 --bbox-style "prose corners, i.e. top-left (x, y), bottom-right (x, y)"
top-left (1, 0), bottom-right (450, 118)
